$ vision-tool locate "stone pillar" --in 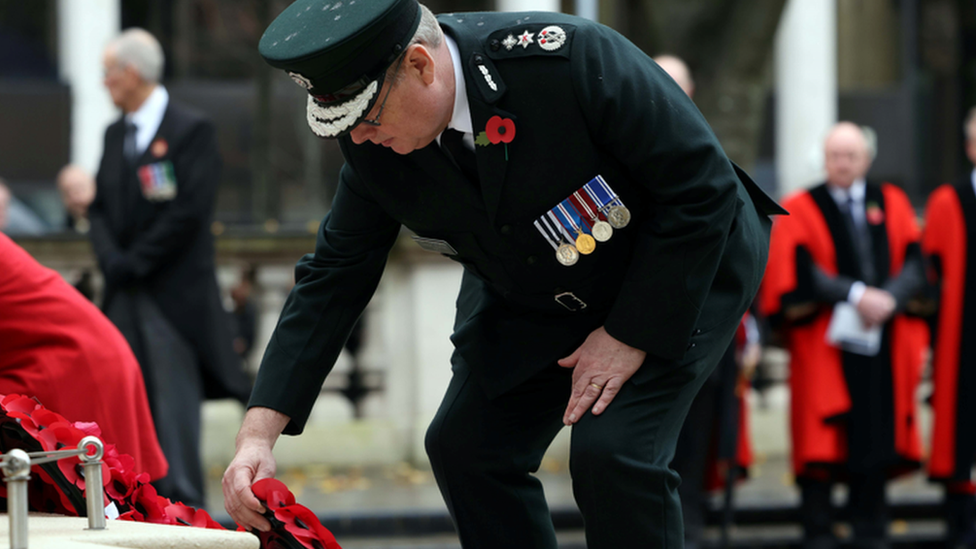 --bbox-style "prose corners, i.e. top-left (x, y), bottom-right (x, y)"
top-left (58, 0), bottom-right (120, 174)
top-left (774, 0), bottom-right (837, 197)
top-left (496, 0), bottom-right (560, 13)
